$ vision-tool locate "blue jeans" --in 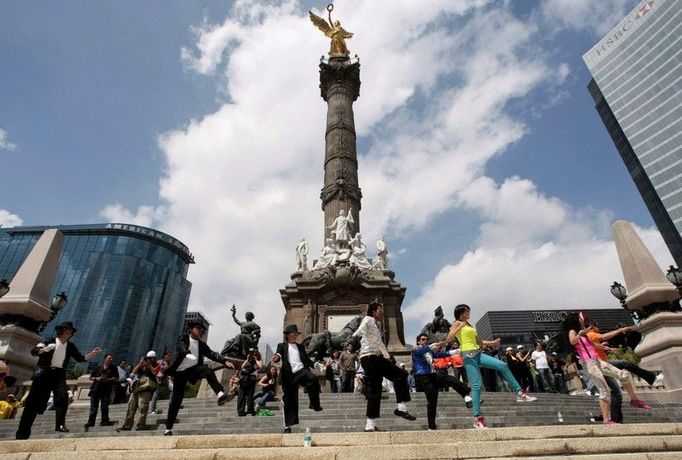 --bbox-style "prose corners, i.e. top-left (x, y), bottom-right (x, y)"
top-left (254, 390), bottom-right (275, 408)
top-left (463, 351), bottom-right (521, 417)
